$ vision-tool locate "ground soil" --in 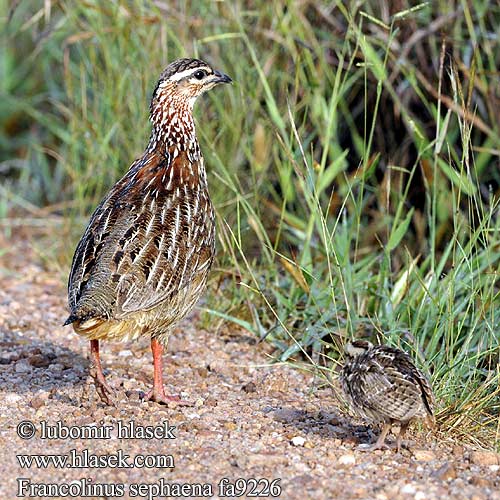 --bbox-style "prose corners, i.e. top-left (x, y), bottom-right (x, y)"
top-left (0, 233), bottom-right (499, 500)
